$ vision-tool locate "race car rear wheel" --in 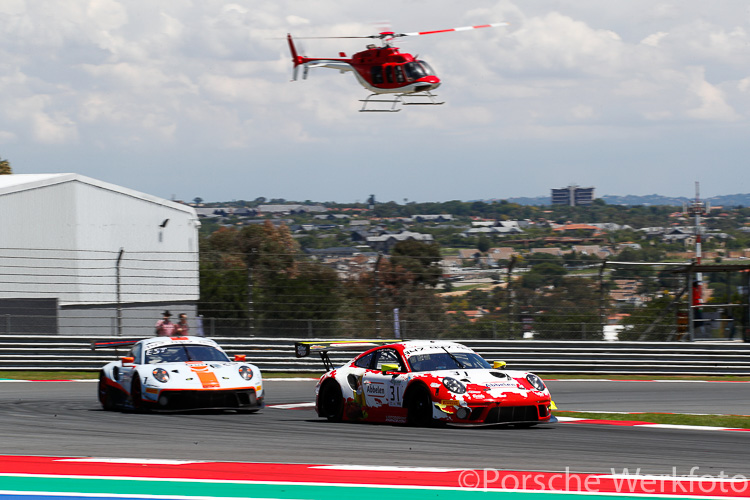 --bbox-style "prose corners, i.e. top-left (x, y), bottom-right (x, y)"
top-left (98, 372), bottom-right (118, 411)
top-left (318, 381), bottom-right (343, 421)
top-left (406, 384), bottom-right (434, 427)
